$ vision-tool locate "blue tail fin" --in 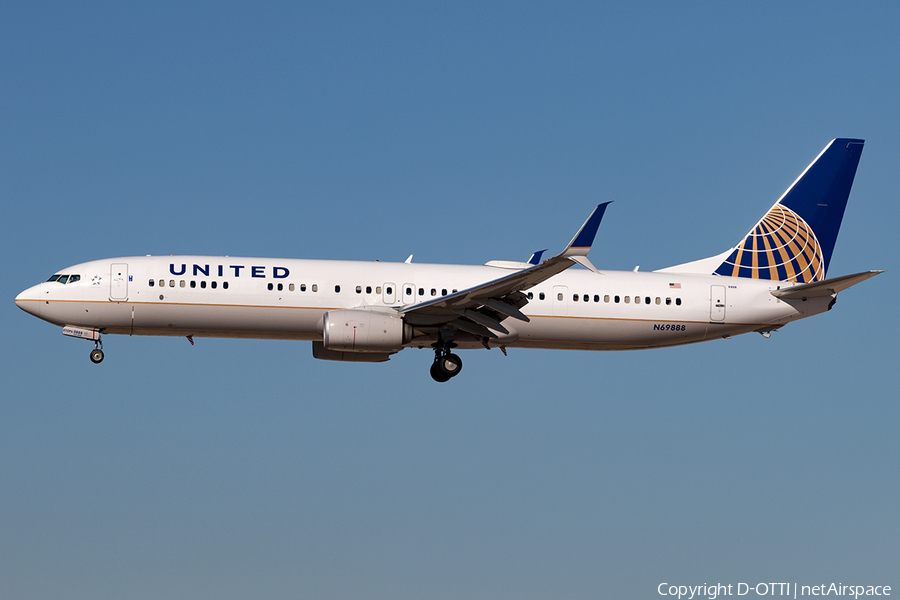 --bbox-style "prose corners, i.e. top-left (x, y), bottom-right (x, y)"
top-left (710, 138), bottom-right (864, 283)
